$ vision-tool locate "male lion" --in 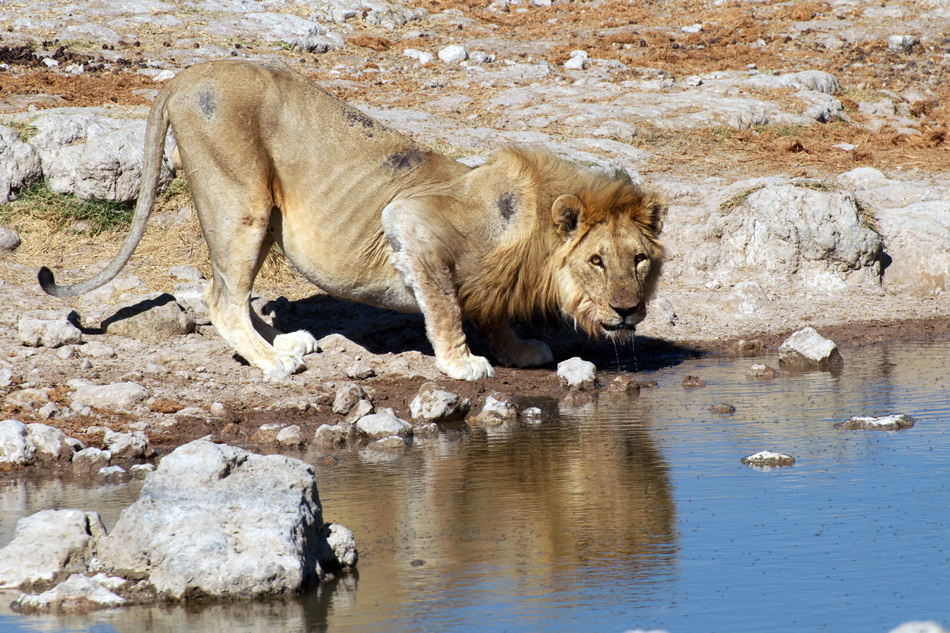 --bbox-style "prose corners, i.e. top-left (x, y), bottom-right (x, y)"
top-left (39, 60), bottom-right (666, 380)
